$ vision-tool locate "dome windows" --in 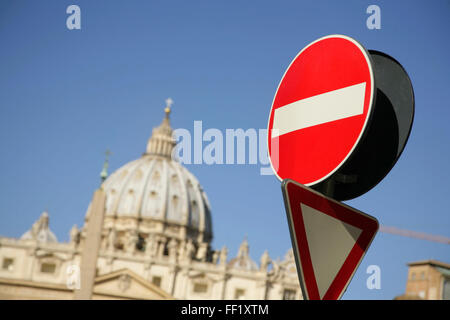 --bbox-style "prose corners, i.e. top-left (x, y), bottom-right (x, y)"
top-left (151, 170), bottom-right (161, 187)
top-left (119, 189), bottom-right (135, 215)
top-left (167, 194), bottom-right (182, 222)
top-left (190, 200), bottom-right (200, 228)
top-left (134, 169), bottom-right (143, 181)
top-left (99, 155), bottom-right (212, 241)
top-left (120, 170), bottom-right (128, 180)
